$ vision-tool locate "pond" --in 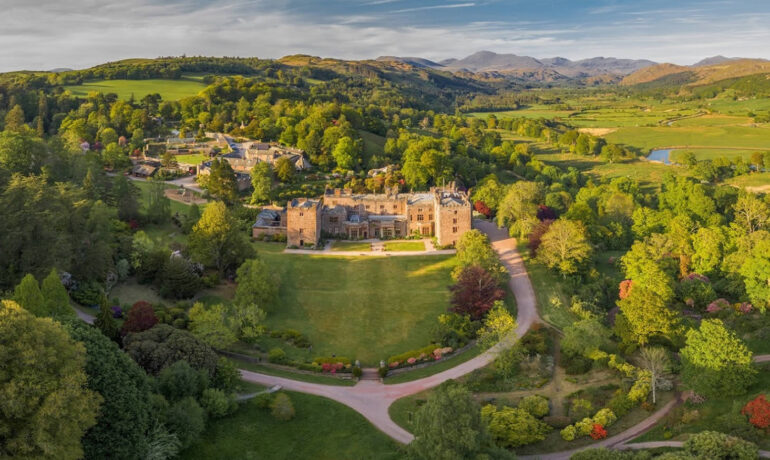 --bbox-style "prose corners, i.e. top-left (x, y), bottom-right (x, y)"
top-left (647, 149), bottom-right (671, 164)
